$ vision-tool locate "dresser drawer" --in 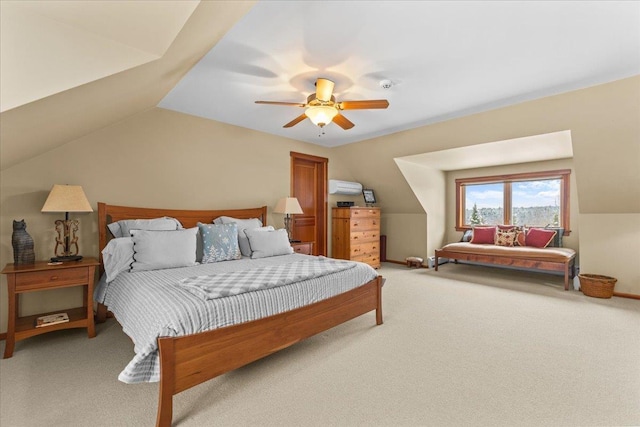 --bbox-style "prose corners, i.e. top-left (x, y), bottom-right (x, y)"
top-left (15, 267), bottom-right (89, 292)
top-left (350, 241), bottom-right (379, 258)
top-left (350, 208), bottom-right (380, 219)
top-left (350, 218), bottom-right (379, 231)
top-left (350, 230), bottom-right (379, 243)
top-left (353, 253), bottom-right (381, 268)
